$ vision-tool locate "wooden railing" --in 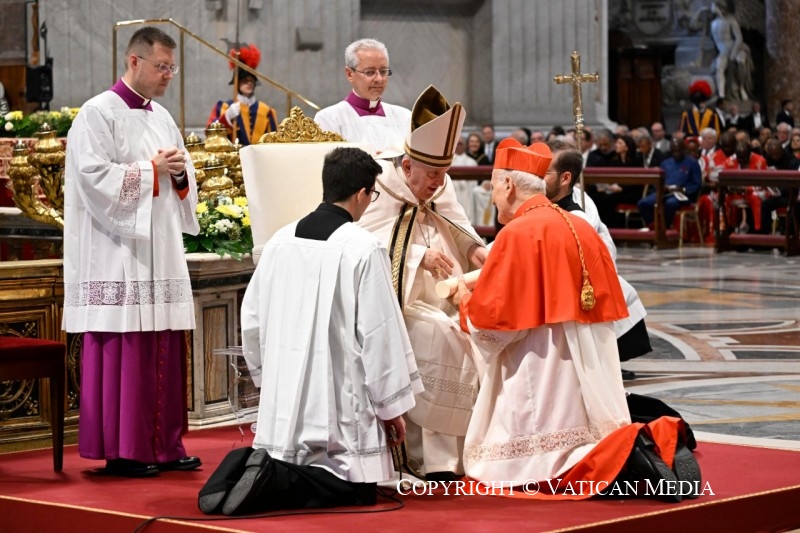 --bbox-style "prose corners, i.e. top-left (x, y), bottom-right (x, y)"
top-left (450, 165), bottom-right (678, 248)
top-left (716, 169), bottom-right (800, 256)
top-left (582, 167), bottom-right (676, 249)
